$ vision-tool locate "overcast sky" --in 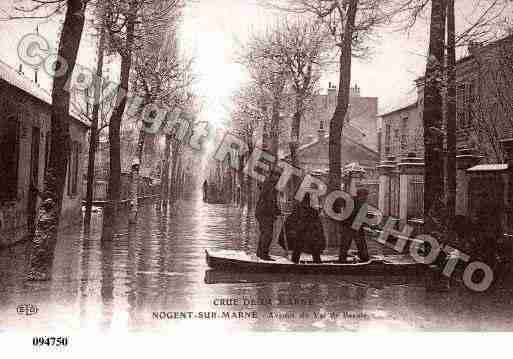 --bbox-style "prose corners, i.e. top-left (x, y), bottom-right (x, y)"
top-left (0, 0), bottom-right (507, 128)
top-left (181, 0), bottom-right (430, 125)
